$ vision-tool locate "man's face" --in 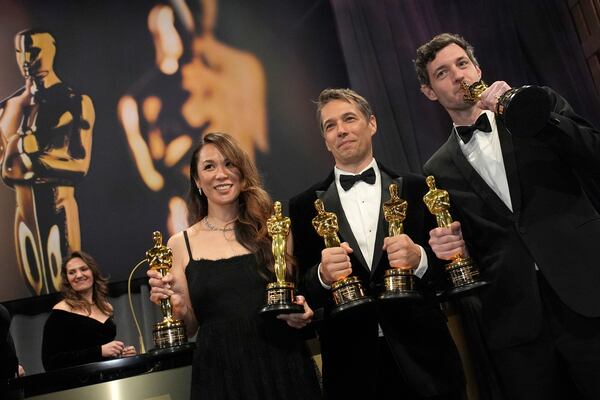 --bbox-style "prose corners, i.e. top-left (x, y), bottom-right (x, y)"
top-left (420, 43), bottom-right (482, 111)
top-left (320, 99), bottom-right (376, 170)
top-left (15, 32), bottom-right (56, 79)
